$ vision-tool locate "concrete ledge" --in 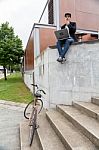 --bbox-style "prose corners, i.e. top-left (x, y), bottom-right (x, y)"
top-left (49, 39), bottom-right (99, 49)
top-left (91, 97), bottom-right (99, 106)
